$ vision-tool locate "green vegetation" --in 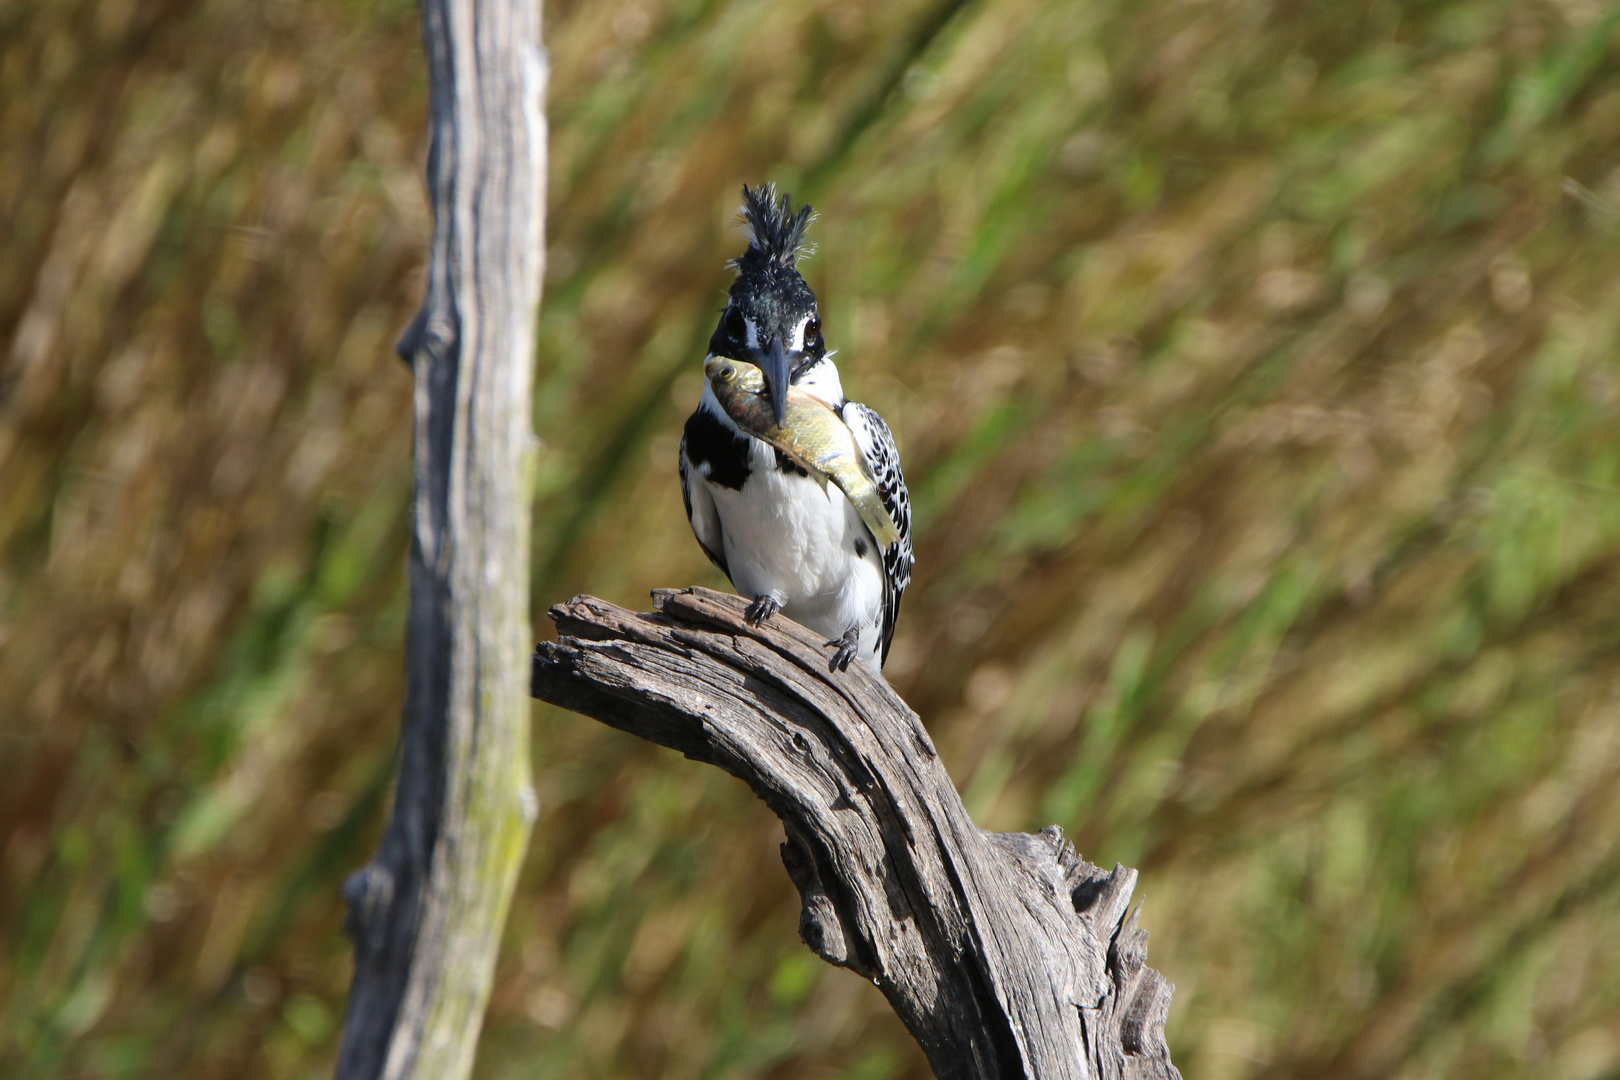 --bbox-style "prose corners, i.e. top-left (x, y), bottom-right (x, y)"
top-left (4, 0), bottom-right (1620, 1077)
